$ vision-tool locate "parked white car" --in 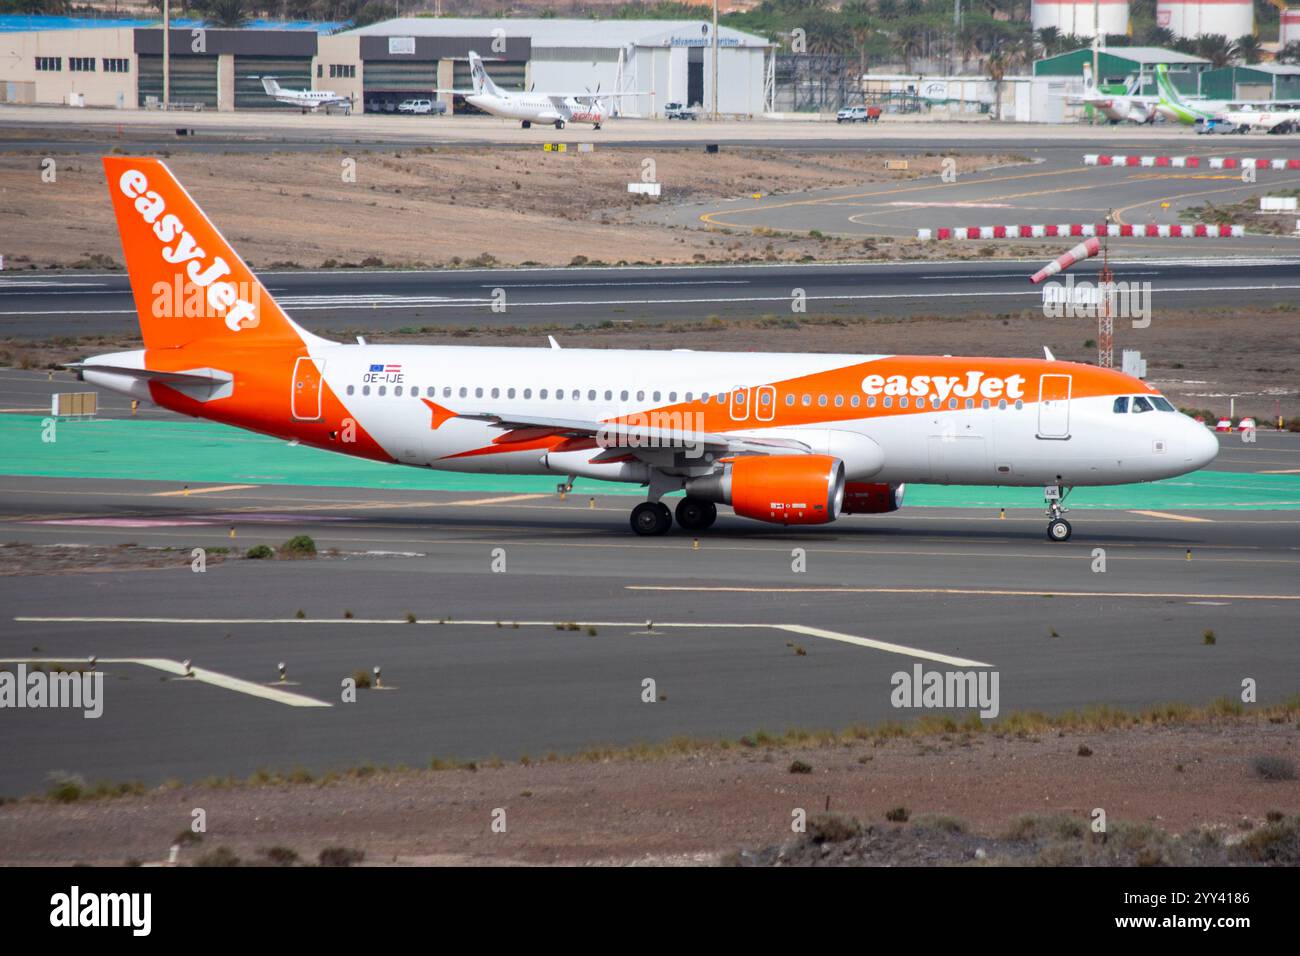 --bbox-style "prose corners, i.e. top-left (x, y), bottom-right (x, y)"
top-left (398, 99), bottom-right (442, 115)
